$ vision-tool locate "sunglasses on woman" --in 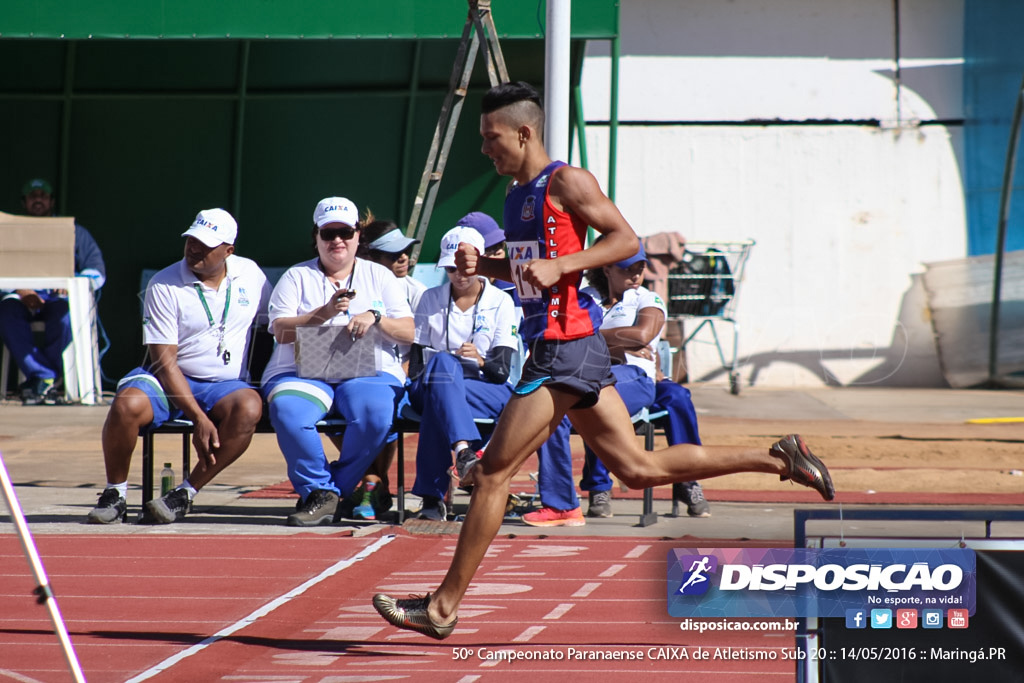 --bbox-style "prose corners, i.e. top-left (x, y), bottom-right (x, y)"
top-left (319, 226), bottom-right (358, 241)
